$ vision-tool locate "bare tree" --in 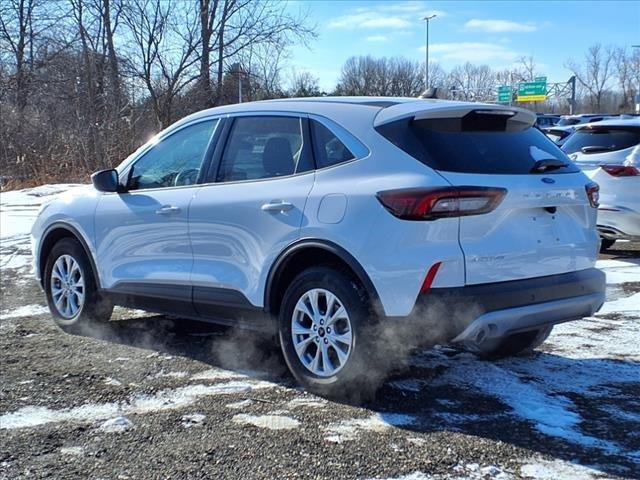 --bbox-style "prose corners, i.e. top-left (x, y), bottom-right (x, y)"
top-left (288, 70), bottom-right (320, 97)
top-left (121, 0), bottom-right (200, 128)
top-left (614, 47), bottom-right (639, 111)
top-left (566, 44), bottom-right (616, 111)
top-left (335, 56), bottom-right (423, 96)
top-left (448, 62), bottom-right (495, 101)
top-left (197, 0), bottom-right (314, 106)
